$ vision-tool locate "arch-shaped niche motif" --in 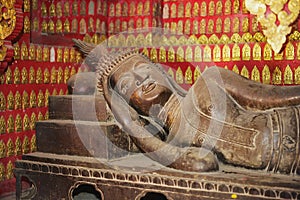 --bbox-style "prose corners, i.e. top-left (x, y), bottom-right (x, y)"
top-left (69, 182), bottom-right (104, 200)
